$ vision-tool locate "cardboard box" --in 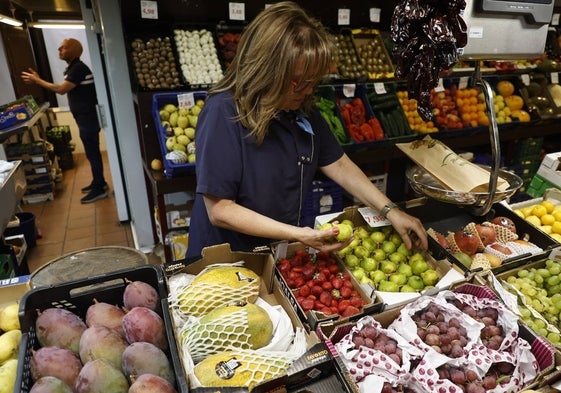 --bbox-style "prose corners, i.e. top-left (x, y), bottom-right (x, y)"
top-left (165, 244), bottom-right (339, 392)
top-left (320, 206), bottom-right (465, 310)
top-left (272, 241), bottom-right (384, 331)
